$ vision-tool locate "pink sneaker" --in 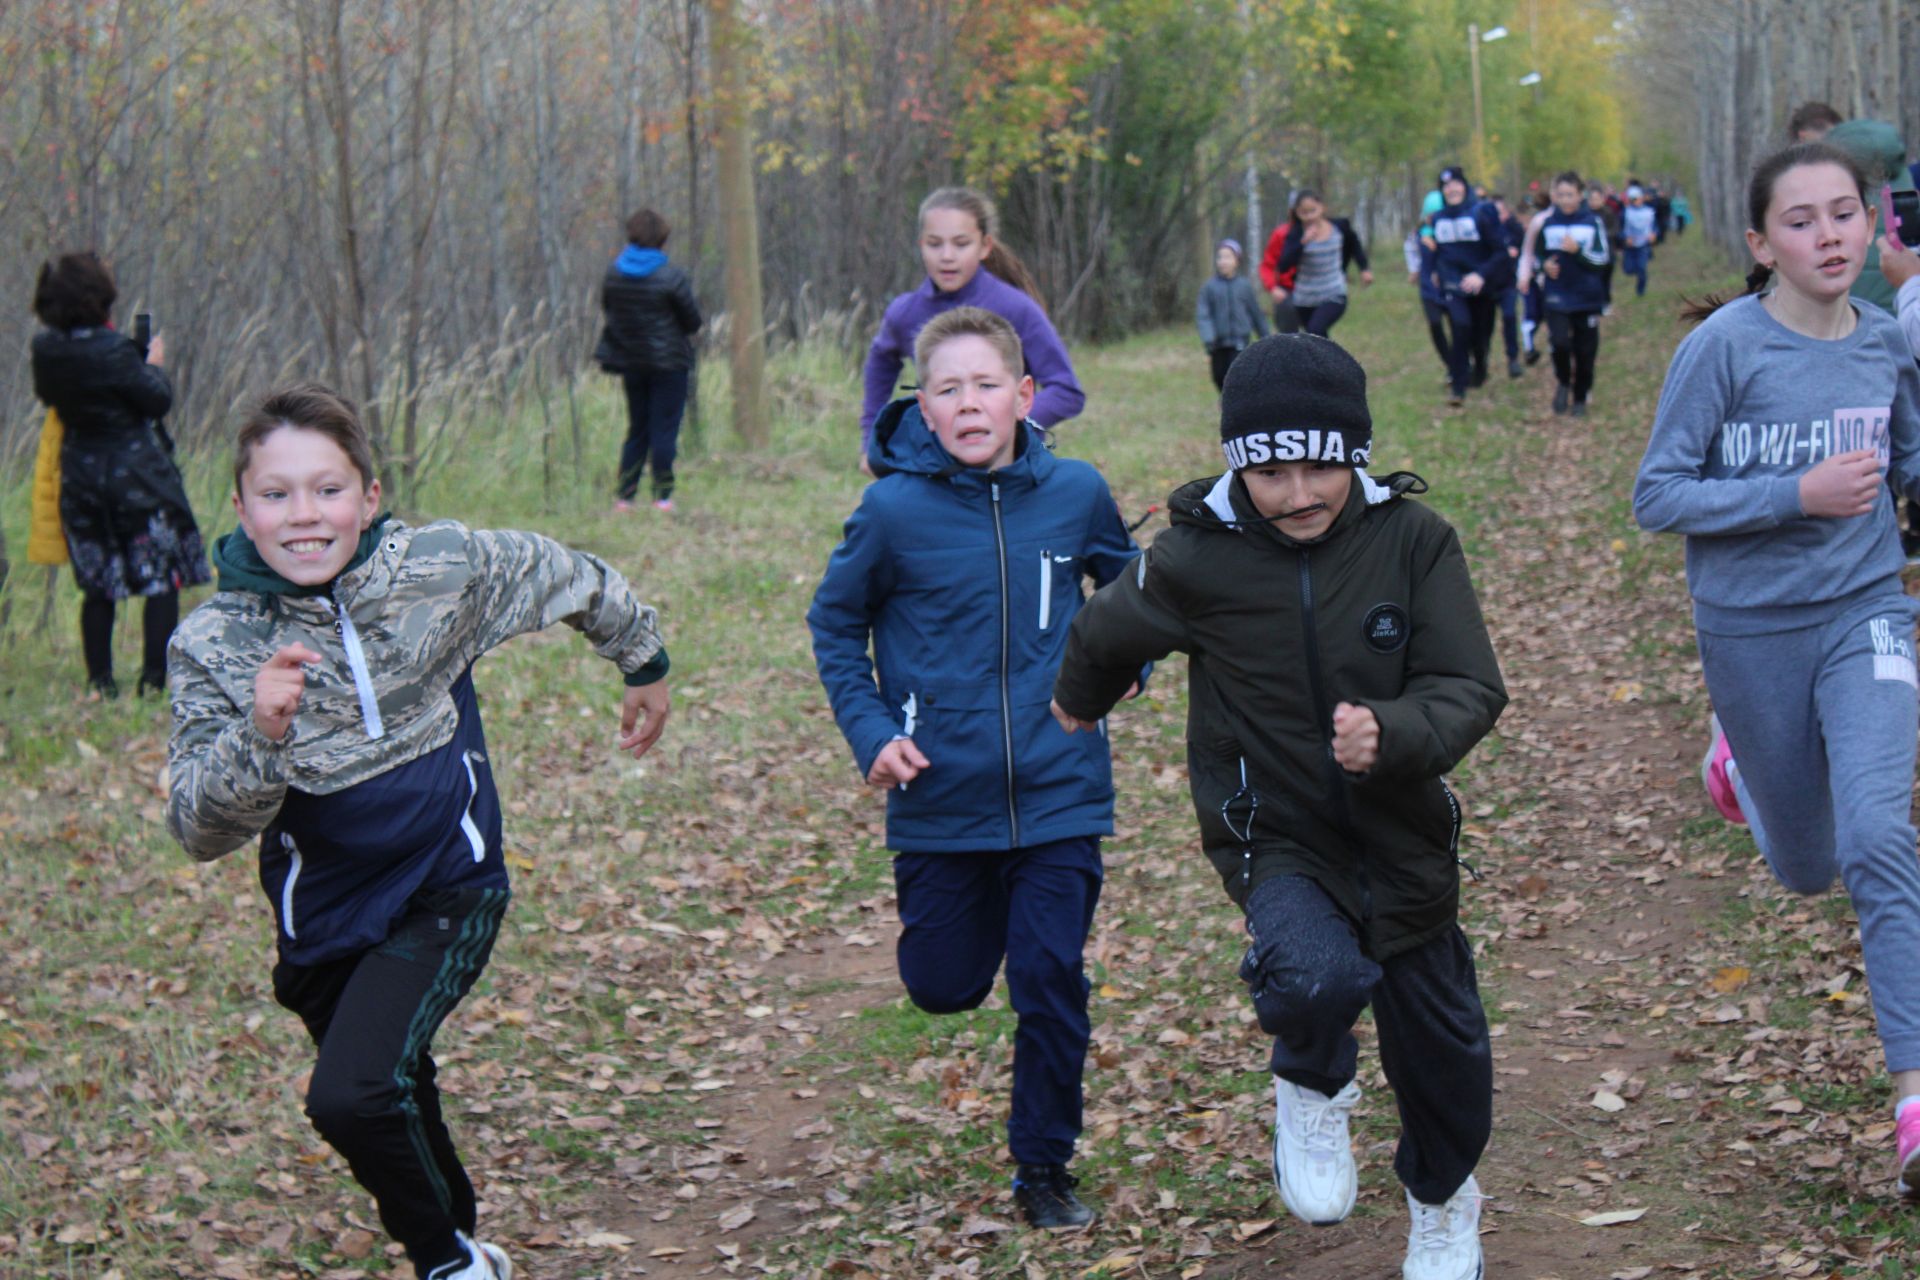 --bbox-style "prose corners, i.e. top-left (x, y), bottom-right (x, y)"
top-left (1700, 713), bottom-right (1746, 826)
top-left (652, 498), bottom-right (676, 513)
top-left (612, 499), bottom-right (635, 513)
top-left (1898, 1106), bottom-right (1920, 1200)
